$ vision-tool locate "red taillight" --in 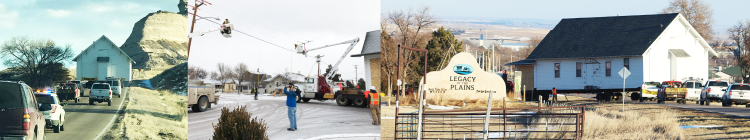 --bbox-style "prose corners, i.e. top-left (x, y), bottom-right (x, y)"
top-left (109, 91), bottom-right (112, 95)
top-left (730, 91), bottom-right (732, 96)
top-left (89, 90), bottom-right (91, 94)
top-left (708, 88), bottom-right (711, 92)
top-left (23, 108), bottom-right (30, 130)
top-left (52, 106), bottom-right (57, 113)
